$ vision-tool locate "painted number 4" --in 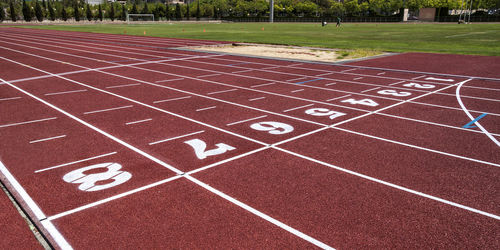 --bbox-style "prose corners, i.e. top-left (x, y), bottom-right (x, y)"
top-left (184, 139), bottom-right (236, 159)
